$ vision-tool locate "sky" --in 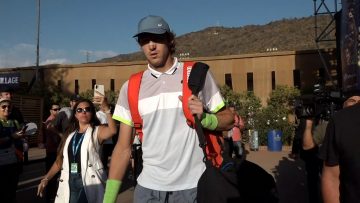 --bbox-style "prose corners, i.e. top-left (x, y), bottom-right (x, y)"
top-left (0, 0), bottom-right (339, 68)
